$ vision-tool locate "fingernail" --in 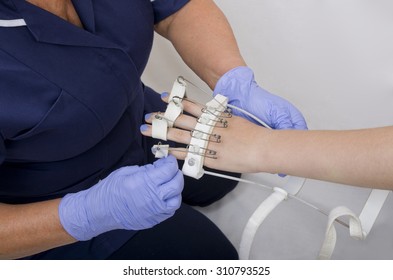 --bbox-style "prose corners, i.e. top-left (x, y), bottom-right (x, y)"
top-left (161, 92), bottom-right (169, 98)
top-left (140, 124), bottom-right (148, 132)
top-left (144, 113), bottom-right (151, 121)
